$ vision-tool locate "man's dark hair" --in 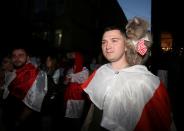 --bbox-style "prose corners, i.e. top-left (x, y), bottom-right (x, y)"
top-left (103, 25), bottom-right (126, 36)
top-left (11, 46), bottom-right (30, 56)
